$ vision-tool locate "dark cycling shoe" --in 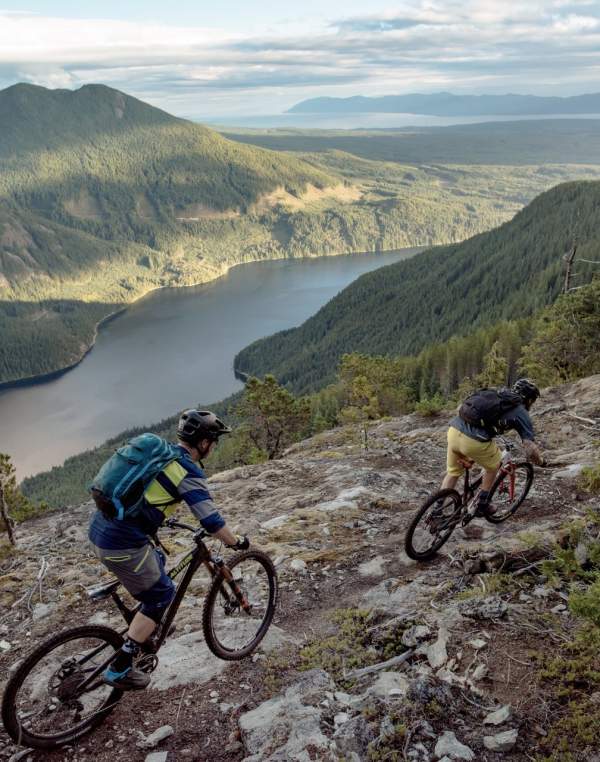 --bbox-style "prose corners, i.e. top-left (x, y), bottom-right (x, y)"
top-left (476, 502), bottom-right (496, 517)
top-left (103, 666), bottom-right (151, 690)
